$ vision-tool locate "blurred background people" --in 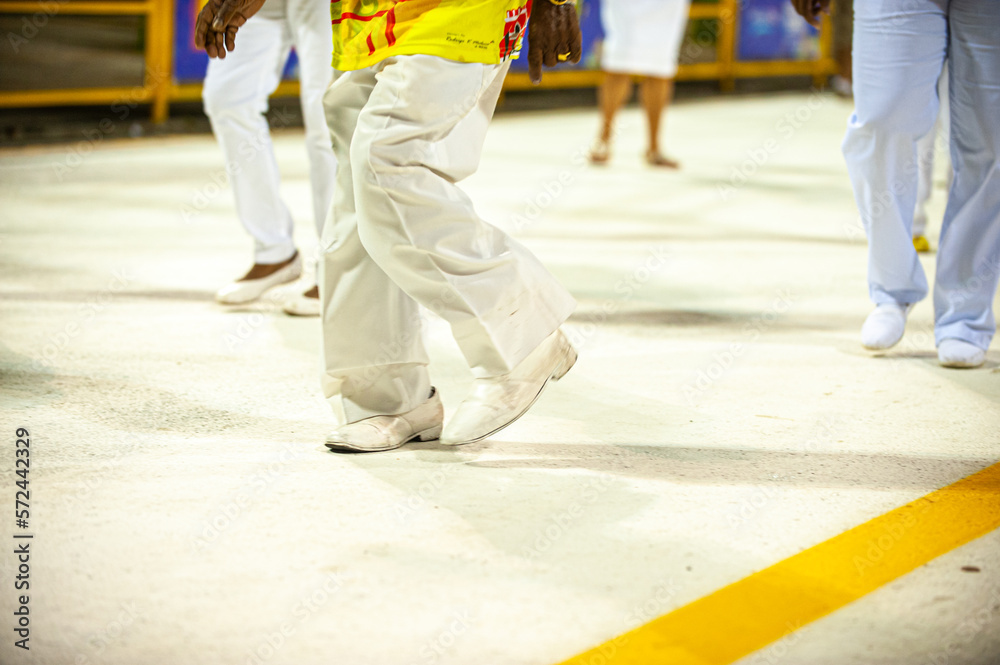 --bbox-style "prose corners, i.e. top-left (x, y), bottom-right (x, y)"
top-left (589, 0), bottom-right (691, 168)
top-left (203, 0), bottom-right (335, 316)
top-left (792, 0), bottom-right (1000, 368)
